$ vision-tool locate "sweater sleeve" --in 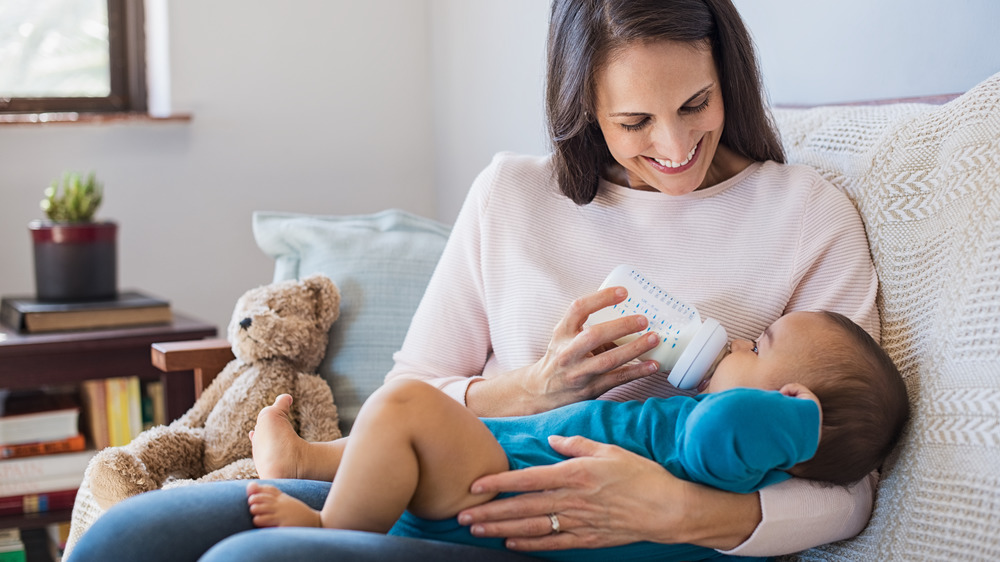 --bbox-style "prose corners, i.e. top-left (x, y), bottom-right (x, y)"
top-left (383, 155), bottom-right (498, 404)
top-left (785, 177), bottom-right (880, 341)
top-left (720, 473), bottom-right (878, 557)
top-left (677, 390), bottom-right (819, 494)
